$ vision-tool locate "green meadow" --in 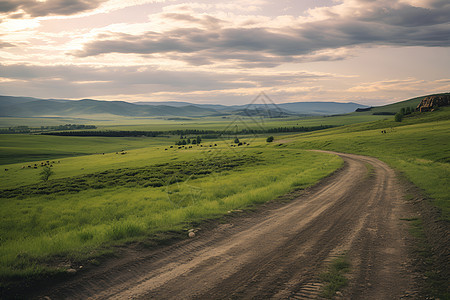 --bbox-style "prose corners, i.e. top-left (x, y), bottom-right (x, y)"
top-left (0, 136), bottom-right (342, 281)
top-left (0, 101), bottom-right (448, 290)
top-left (284, 107), bottom-right (450, 219)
